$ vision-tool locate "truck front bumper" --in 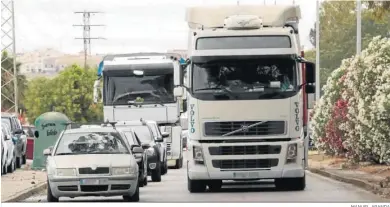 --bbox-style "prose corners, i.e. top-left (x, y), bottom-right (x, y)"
top-left (187, 139), bottom-right (305, 180)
